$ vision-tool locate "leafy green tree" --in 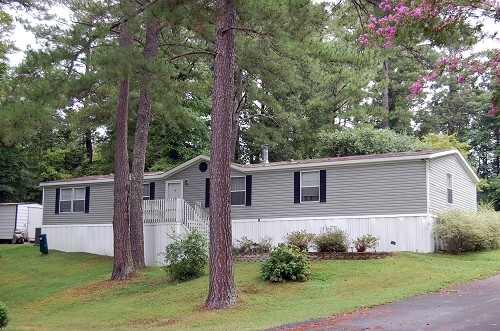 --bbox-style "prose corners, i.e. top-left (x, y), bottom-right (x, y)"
top-left (315, 127), bottom-right (428, 158)
top-left (422, 133), bottom-right (470, 157)
top-left (0, 143), bottom-right (39, 202)
top-left (234, 1), bottom-right (381, 163)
